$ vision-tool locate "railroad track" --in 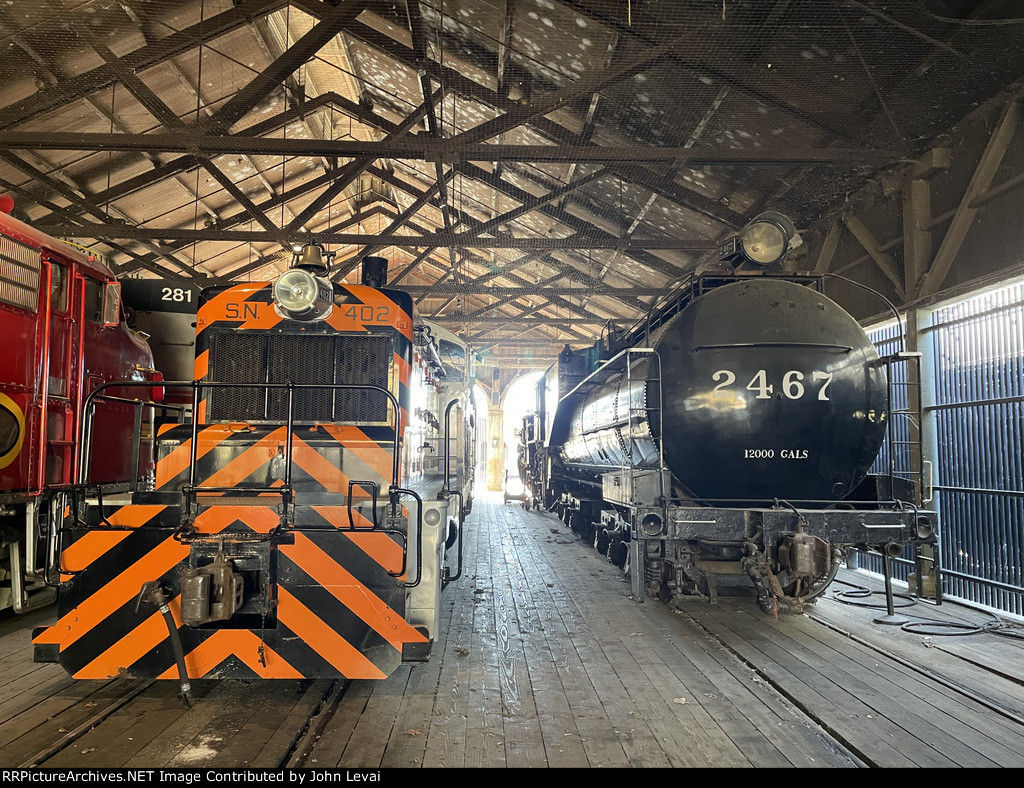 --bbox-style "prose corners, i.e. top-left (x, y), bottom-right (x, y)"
top-left (3, 653), bottom-right (343, 769)
top-left (7, 542), bottom-right (1024, 768)
top-left (676, 593), bottom-right (1024, 768)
